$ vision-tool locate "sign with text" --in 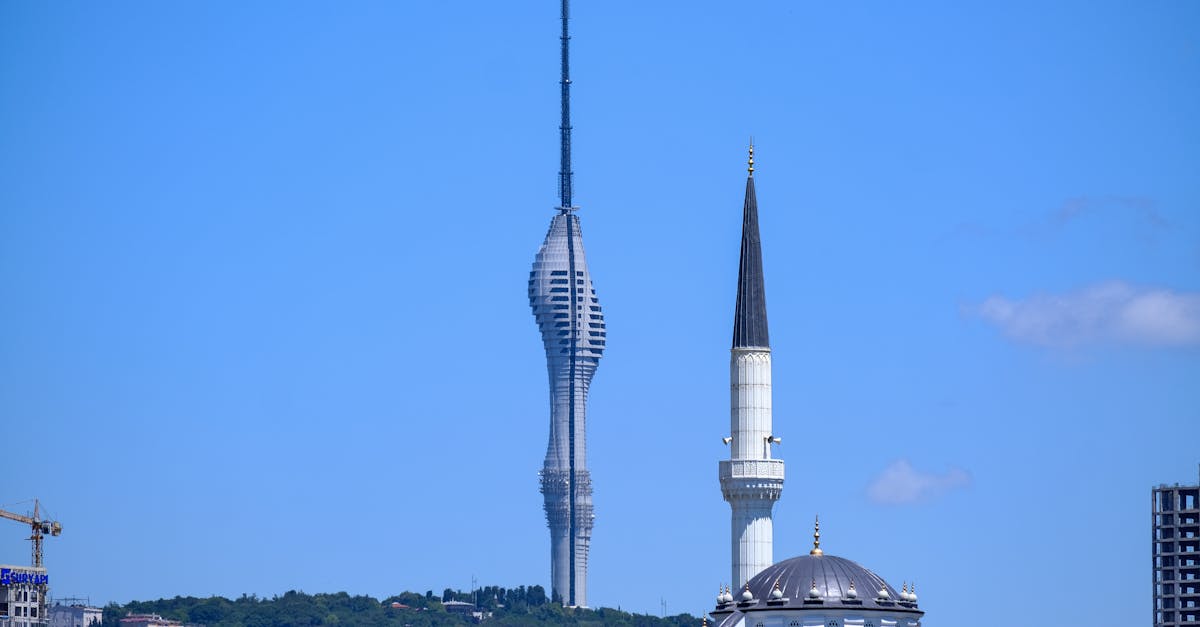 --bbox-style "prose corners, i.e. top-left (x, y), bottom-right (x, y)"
top-left (0, 567), bottom-right (48, 586)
